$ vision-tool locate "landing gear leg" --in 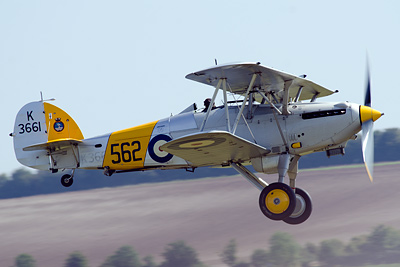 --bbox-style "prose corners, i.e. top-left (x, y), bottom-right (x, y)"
top-left (278, 153), bottom-right (291, 183)
top-left (61, 169), bottom-right (74, 187)
top-left (259, 153), bottom-right (297, 221)
top-left (284, 155), bottom-right (313, 224)
top-left (288, 155), bottom-right (300, 188)
top-left (231, 162), bottom-right (268, 190)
